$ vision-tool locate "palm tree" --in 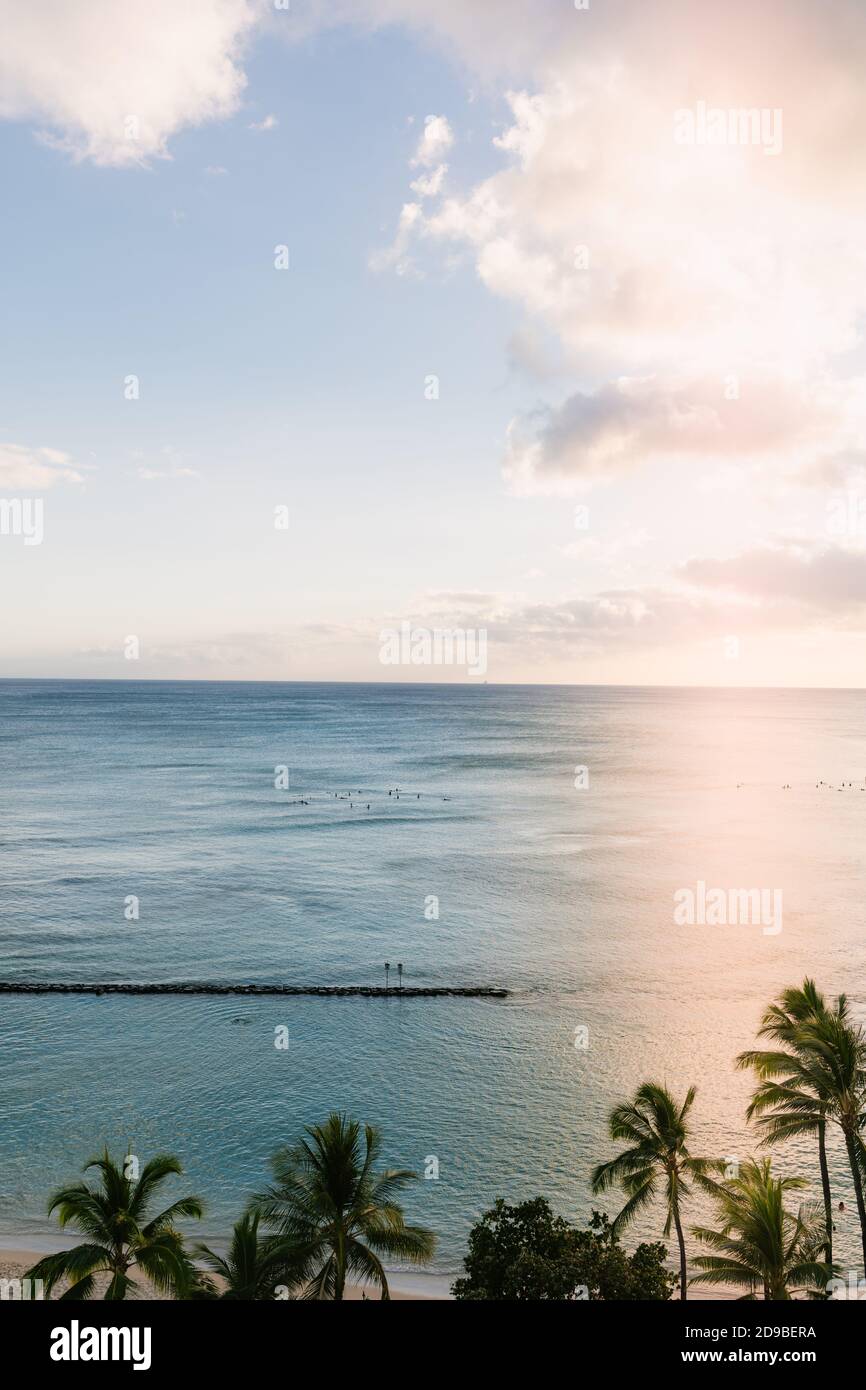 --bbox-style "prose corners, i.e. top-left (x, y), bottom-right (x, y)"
top-left (798, 1008), bottom-right (866, 1272)
top-left (25, 1150), bottom-right (202, 1300)
top-left (591, 1081), bottom-right (724, 1300)
top-left (249, 1112), bottom-right (436, 1299)
top-left (738, 982), bottom-right (866, 1272)
top-left (691, 1158), bottom-right (835, 1299)
top-left (737, 979), bottom-right (840, 1266)
top-left (193, 1211), bottom-right (301, 1300)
